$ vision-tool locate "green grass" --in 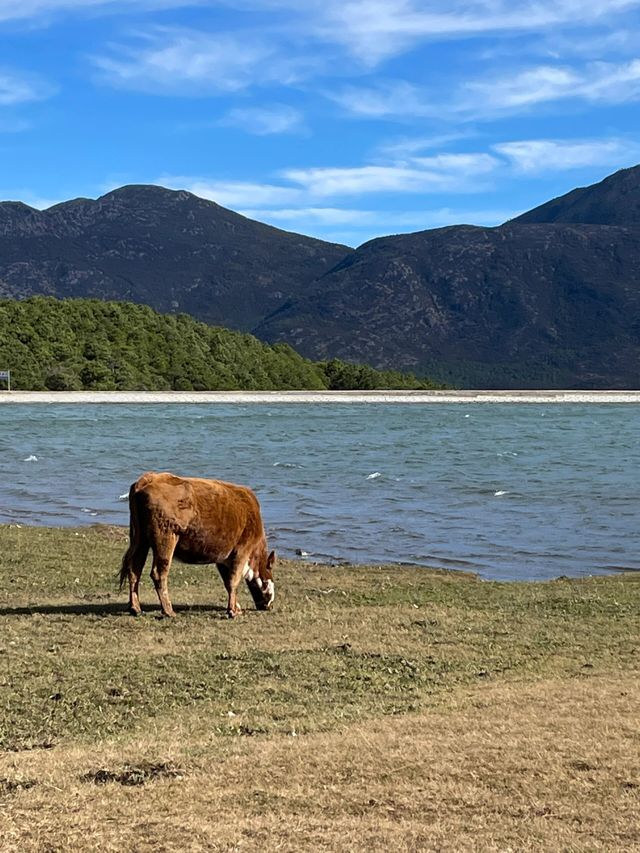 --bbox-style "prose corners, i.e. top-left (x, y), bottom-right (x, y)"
top-left (1, 524), bottom-right (638, 753)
